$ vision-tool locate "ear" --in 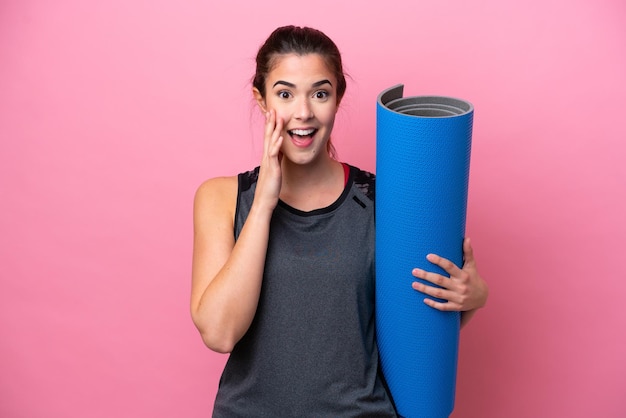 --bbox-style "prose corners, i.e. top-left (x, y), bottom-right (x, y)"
top-left (252, 87), bottom-right (267, 113)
